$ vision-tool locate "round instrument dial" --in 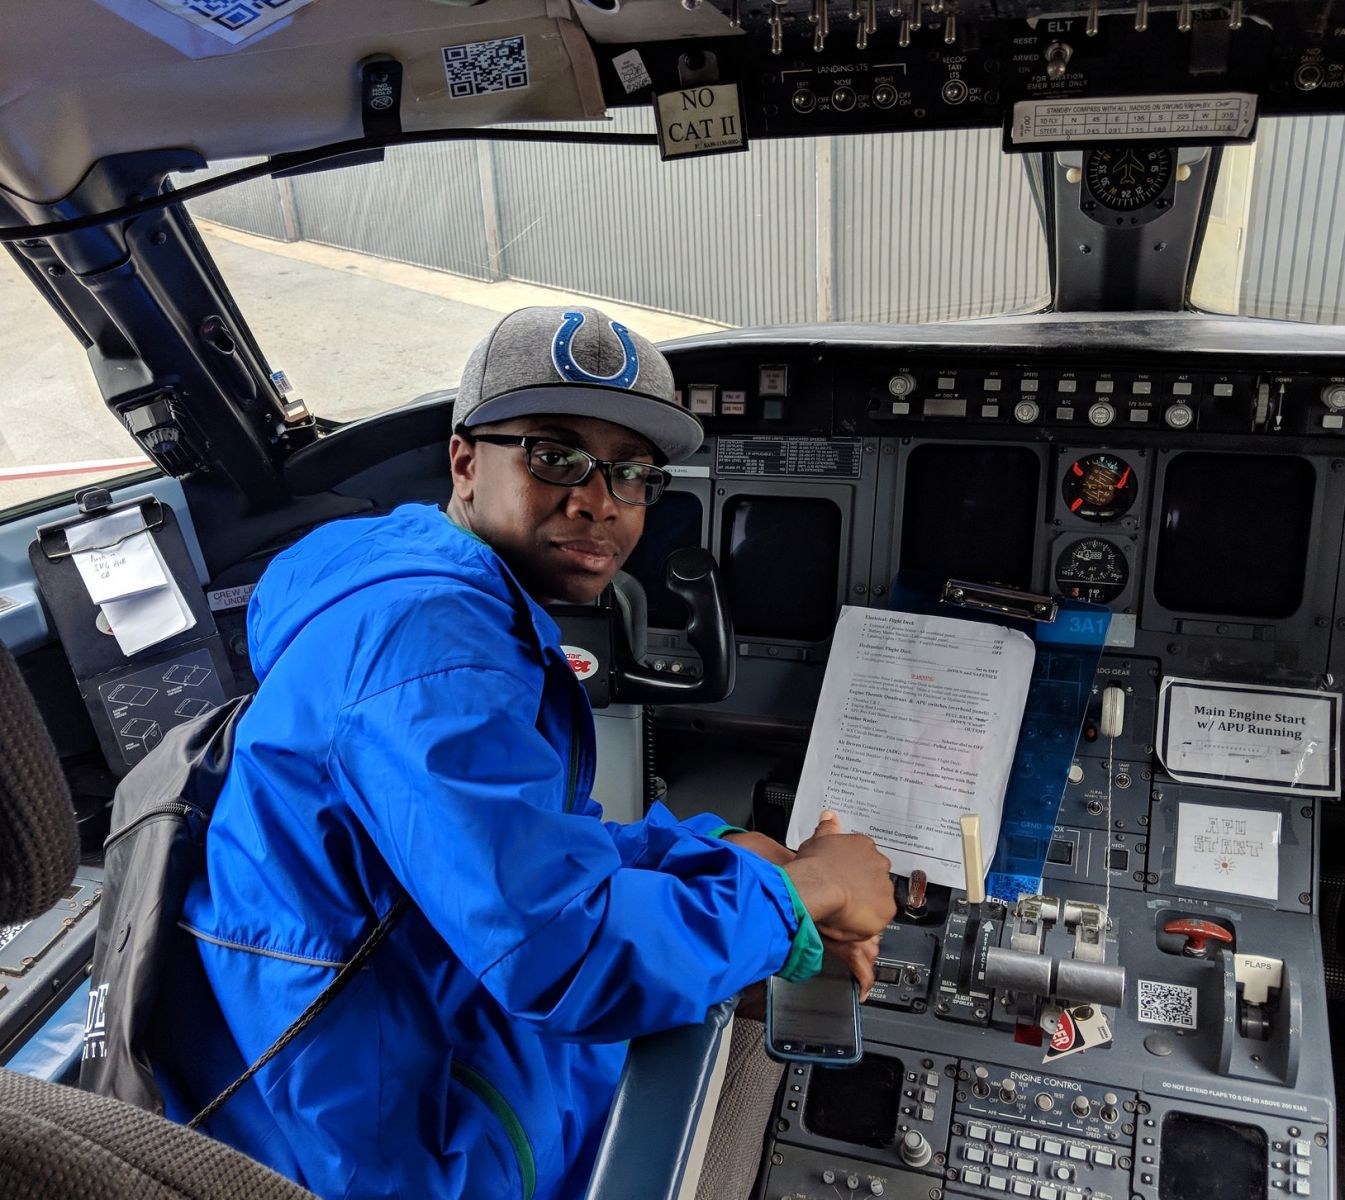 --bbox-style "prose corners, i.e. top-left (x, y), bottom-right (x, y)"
top-left (1084, 147), bottom-right (1174, 212)
top-left (1055, 537), bottom-right (1129, 604)
top-left (1062, 452), bottom-right (1137, 522)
